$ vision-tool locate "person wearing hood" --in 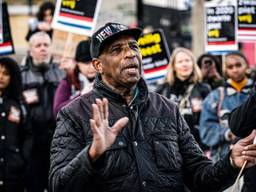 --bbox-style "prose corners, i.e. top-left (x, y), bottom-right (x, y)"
top-left (156, 47), bottom-right (211, 151)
